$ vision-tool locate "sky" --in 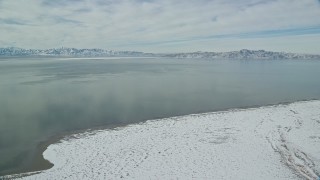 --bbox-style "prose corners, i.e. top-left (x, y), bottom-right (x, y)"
top-left (0, 0), bottom-right (320, 53)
